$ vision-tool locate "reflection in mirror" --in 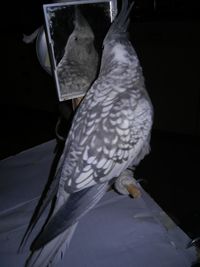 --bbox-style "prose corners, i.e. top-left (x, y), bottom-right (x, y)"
top-left (43, 1), bottom-right (117, 101)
